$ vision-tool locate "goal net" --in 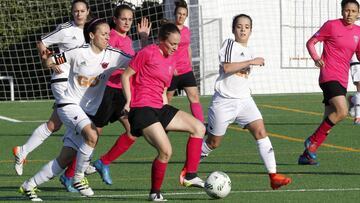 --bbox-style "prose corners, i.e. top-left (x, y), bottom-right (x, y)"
top-left (0, 0), bottom-right (350, 101)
